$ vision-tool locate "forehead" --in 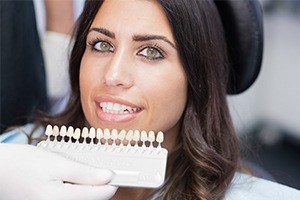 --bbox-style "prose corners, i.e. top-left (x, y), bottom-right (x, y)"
top-left (90, 0), bottom-right (174, 40)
